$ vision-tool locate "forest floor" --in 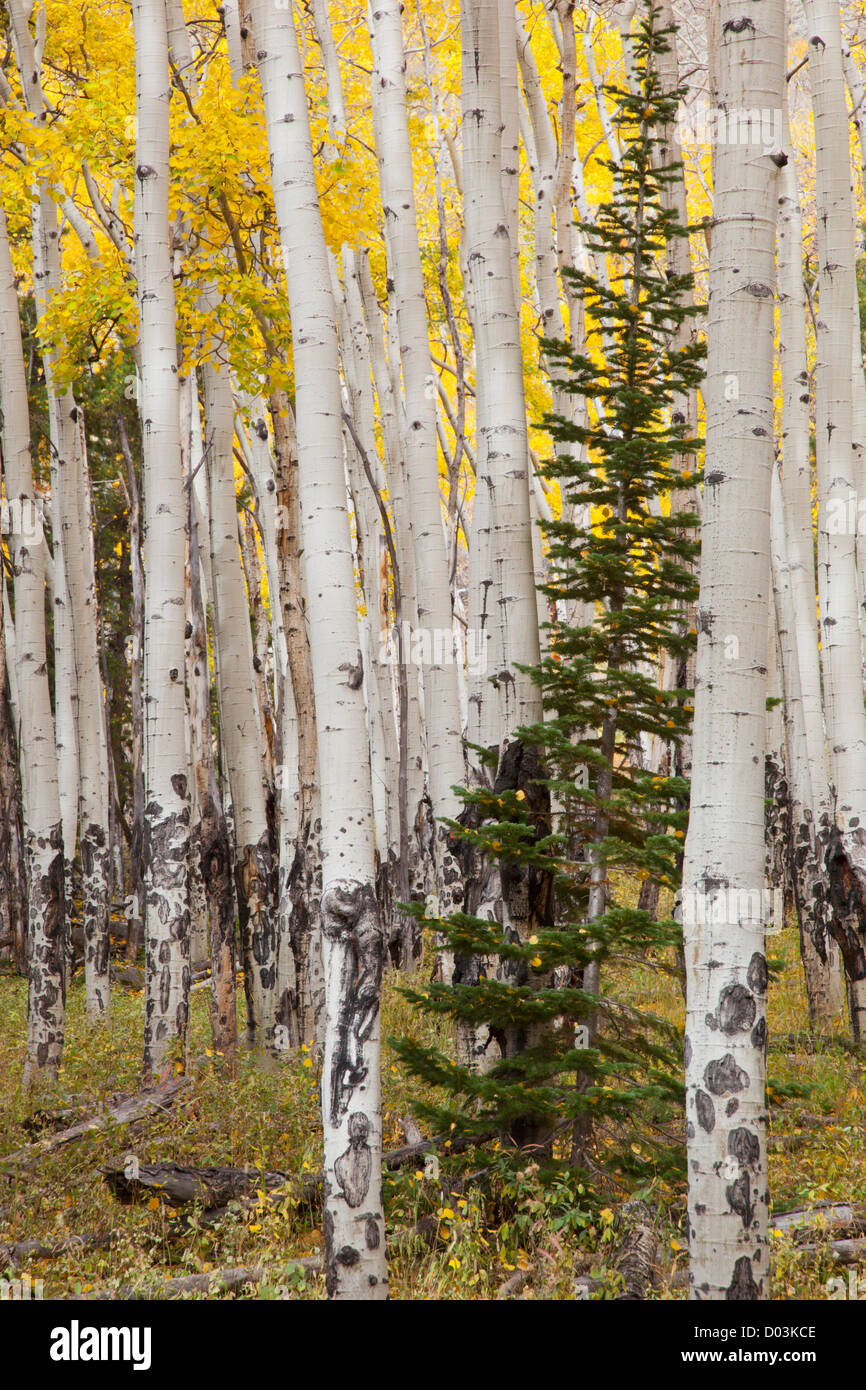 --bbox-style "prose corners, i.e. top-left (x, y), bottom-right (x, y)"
top-left (1, 912), bottom-right (865, 1300)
